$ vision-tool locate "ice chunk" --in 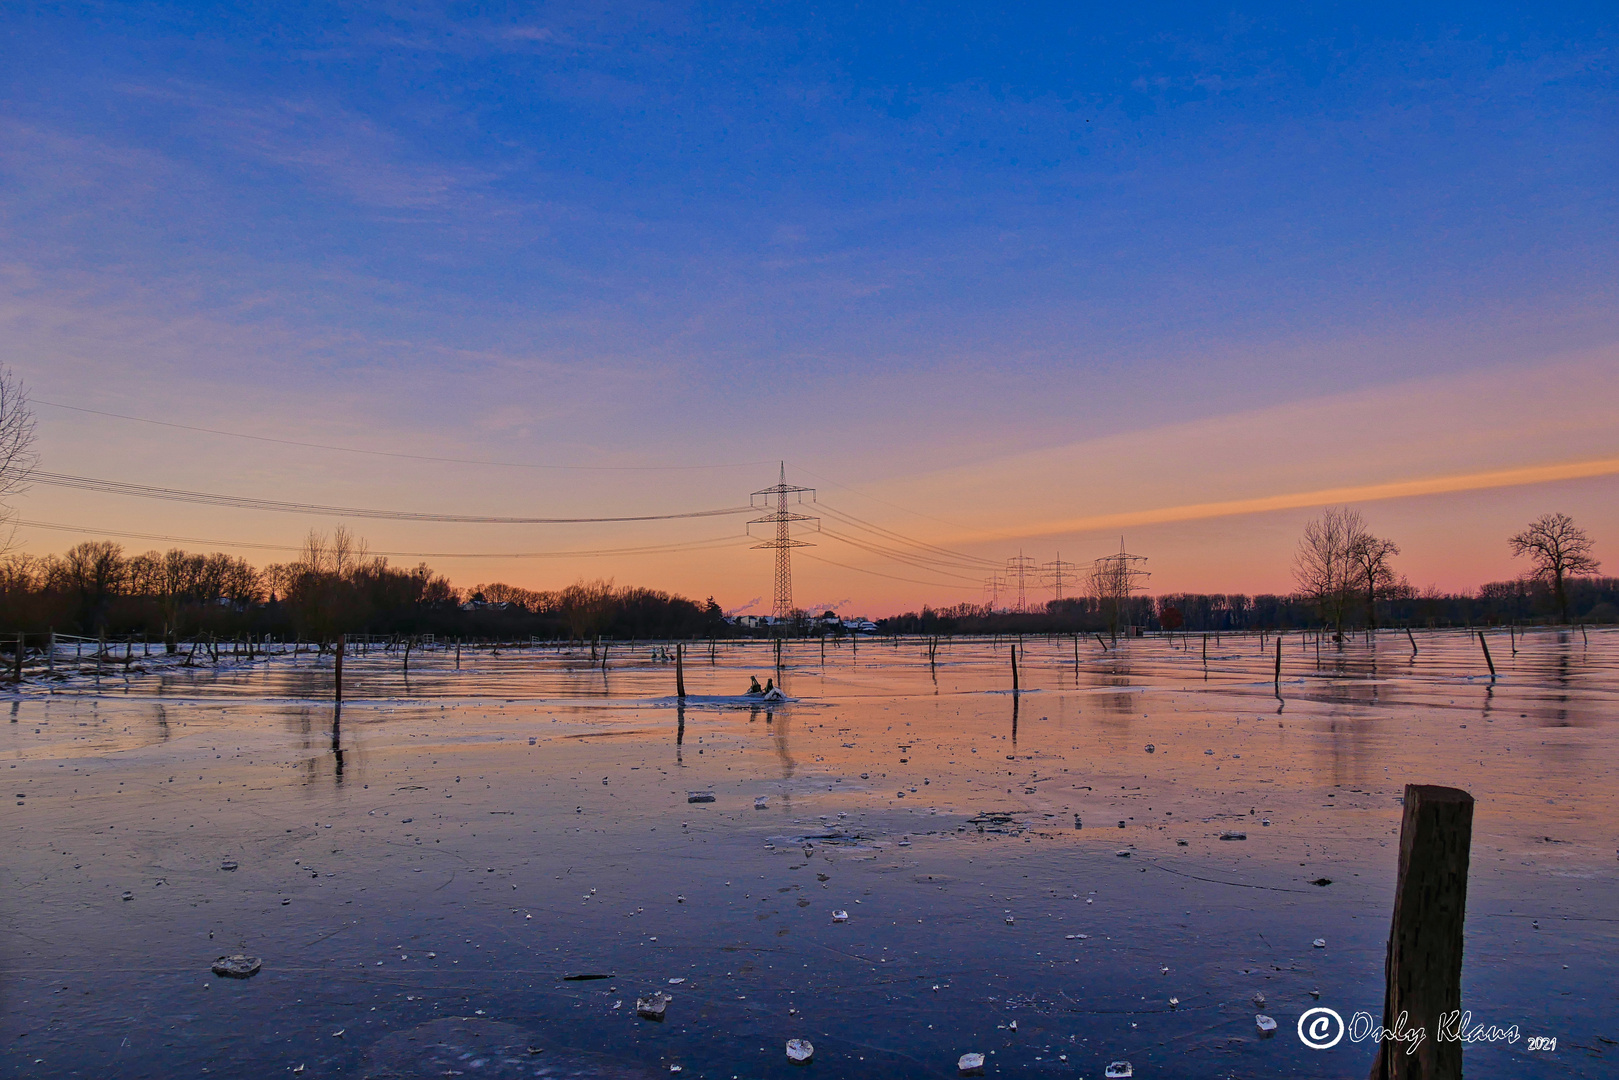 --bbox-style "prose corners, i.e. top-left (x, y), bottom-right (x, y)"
top-left (211, 955), bottom-right (261, 979)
